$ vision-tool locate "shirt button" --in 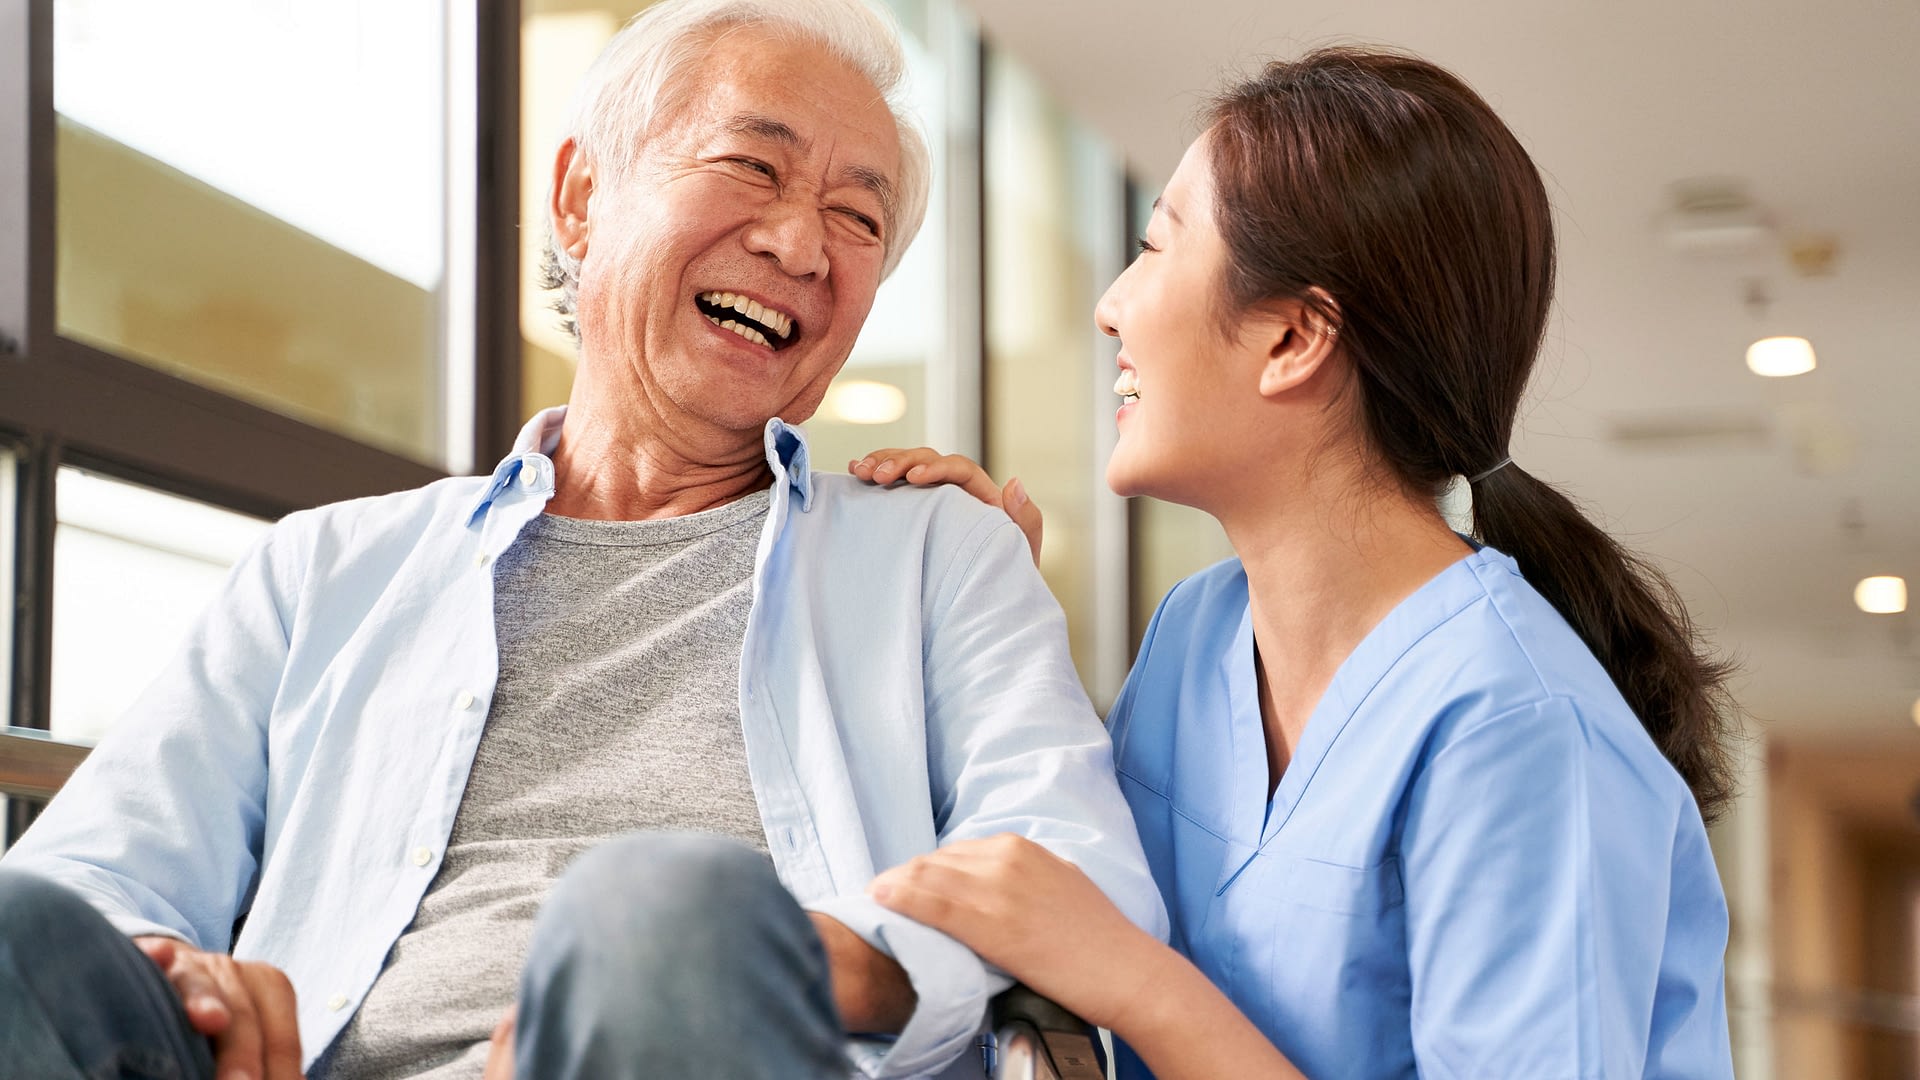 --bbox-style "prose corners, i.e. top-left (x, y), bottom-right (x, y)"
top-left (412, 846), bottom-right (433, 867)
top-left (475, 553), bottom-right (492, 567)
top-left (520, 465), bottom-right (540, 488)
top-left (327, 994), bottom-right (348, 1011)
top-left (454, 691), bottom-right (476, 711)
